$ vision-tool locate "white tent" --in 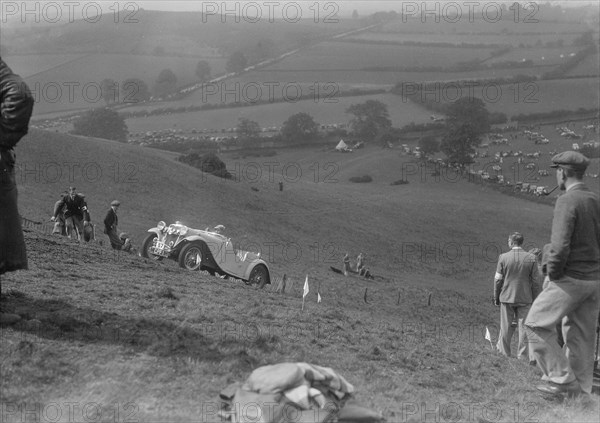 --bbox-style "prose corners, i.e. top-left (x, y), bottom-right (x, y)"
top-left (336, 139), bottom-right (348, 151)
